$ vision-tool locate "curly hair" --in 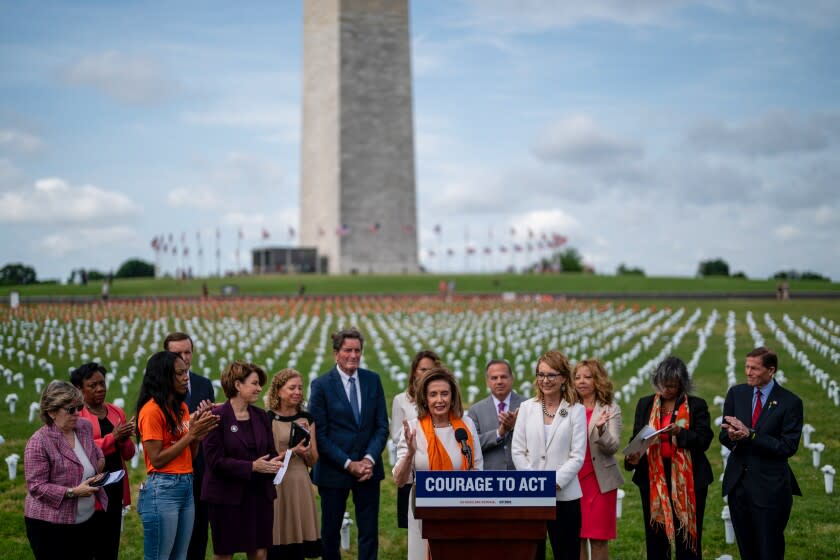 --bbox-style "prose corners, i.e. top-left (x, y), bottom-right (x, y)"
top-left (651, 356), bottom-right (693, 395)
top-left (266, 368), bottom-right (305, 413)
top-left (407, 349), bottom-right (442, 401)
top-left (573, 359), bottom-right (614, 405)
top-left (69, 362), bottom-right (108, 389)
top-left (414, 366), bottom-right (463, 419)
top-left (533, 350), bottom-right (577, 405)
top-left (220, 361), bottom-right (267, 399)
